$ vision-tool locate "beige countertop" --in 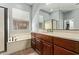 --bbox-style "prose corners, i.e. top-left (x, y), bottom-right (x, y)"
top-left (33, 31), bottom-right (79, 41)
